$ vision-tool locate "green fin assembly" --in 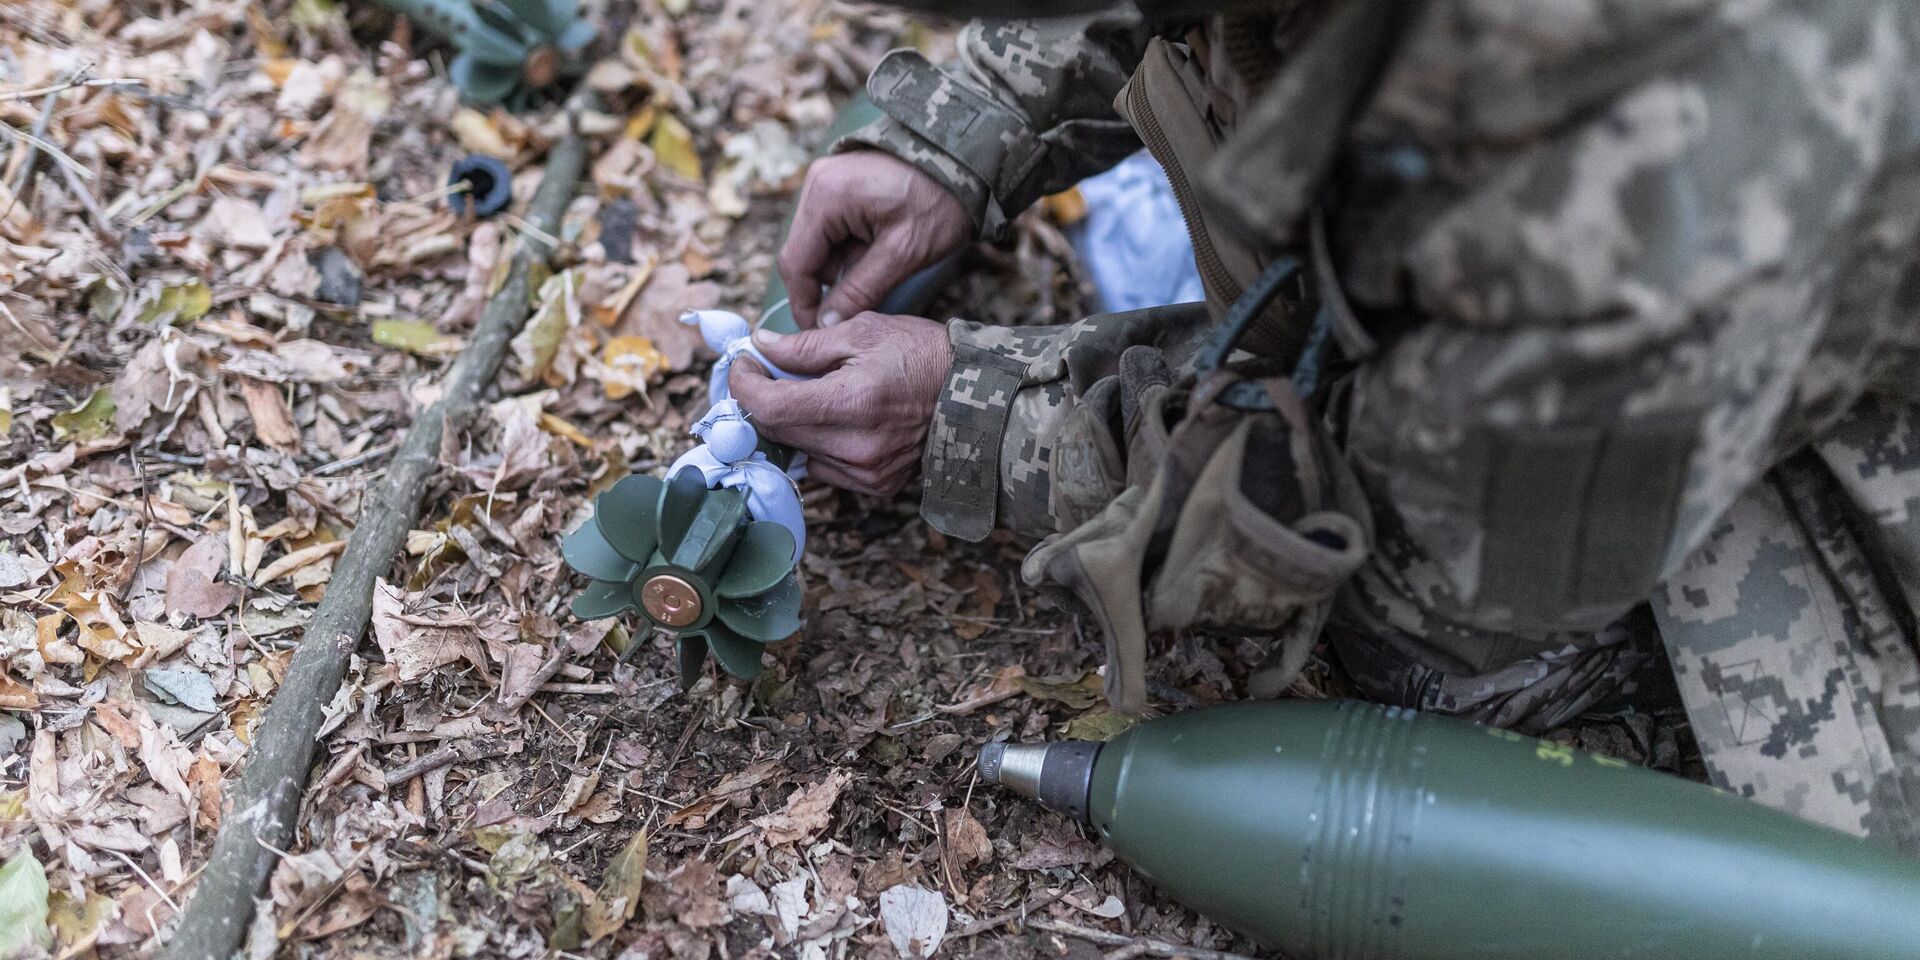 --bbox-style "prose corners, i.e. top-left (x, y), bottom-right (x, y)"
top-left (563, 468), bottom-right (802, 687)
top-left (374, 0), bottom-right (595, 106)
